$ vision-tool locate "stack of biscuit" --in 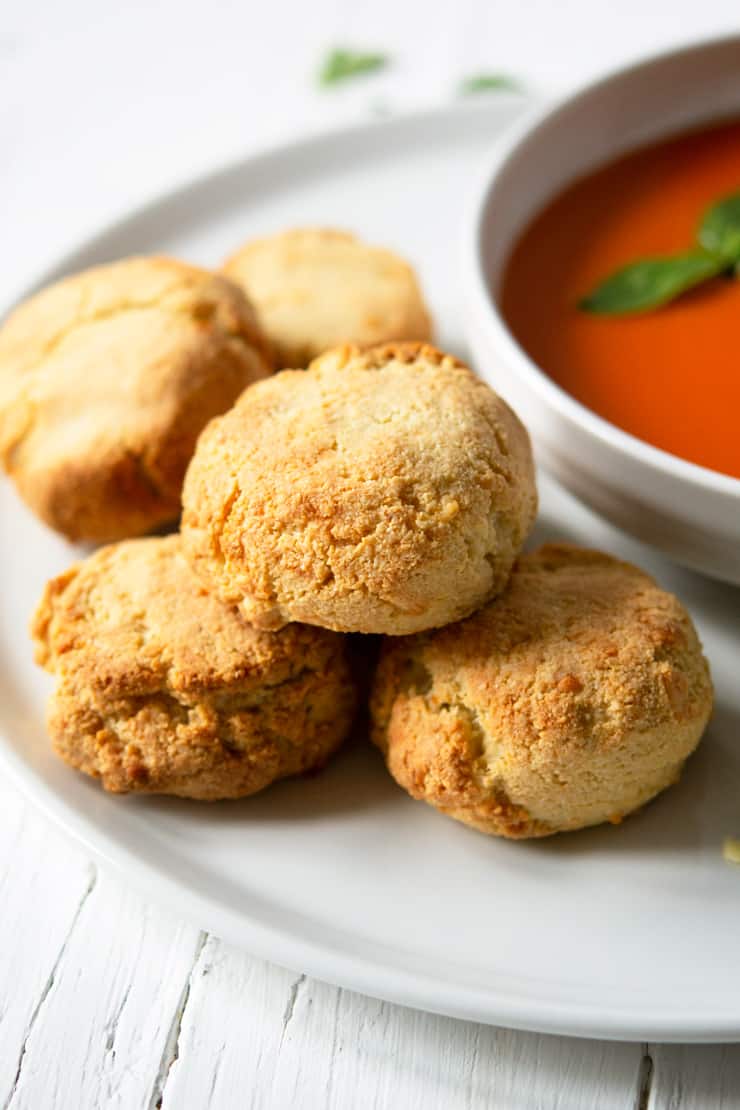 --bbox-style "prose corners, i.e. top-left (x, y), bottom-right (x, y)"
top-left (0, 229), bottom-right (713, 837)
